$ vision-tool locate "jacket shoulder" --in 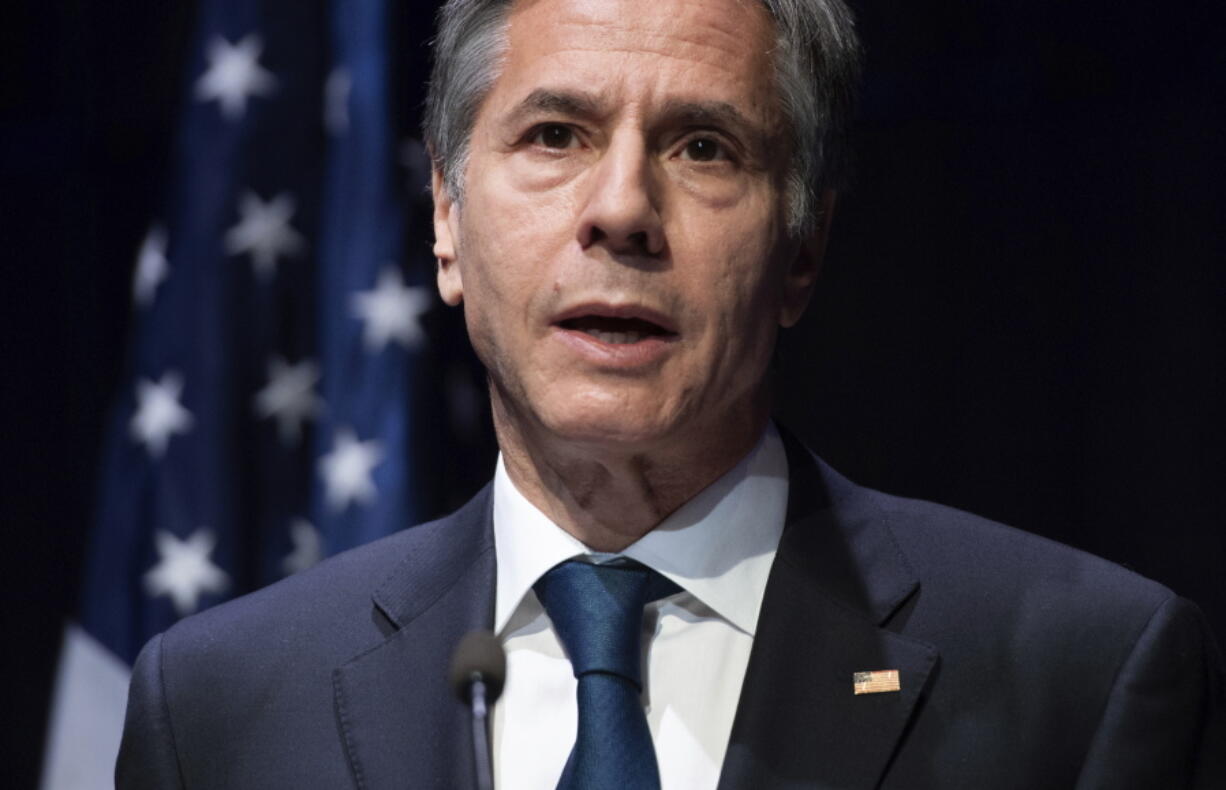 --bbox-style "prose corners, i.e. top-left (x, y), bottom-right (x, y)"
top-left (154, 483), bottom-right (492, 679)
top-left (865, 488), bottom-right (1175, 617)
top-left (120, 486), bottom-right (494, 787)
